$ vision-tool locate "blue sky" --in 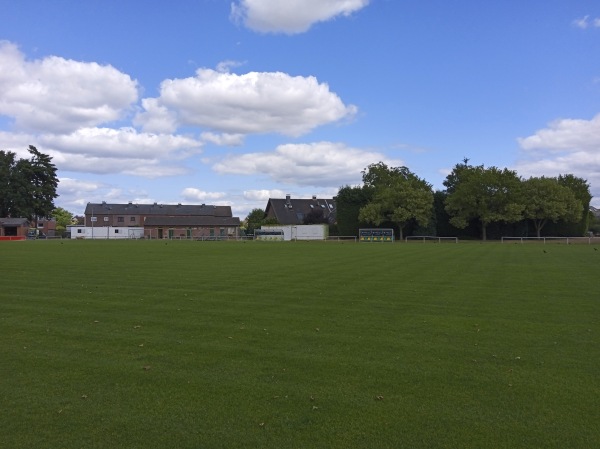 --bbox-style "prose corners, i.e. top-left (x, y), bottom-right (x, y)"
top-left (2, 0), bottom-right (600, 218)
